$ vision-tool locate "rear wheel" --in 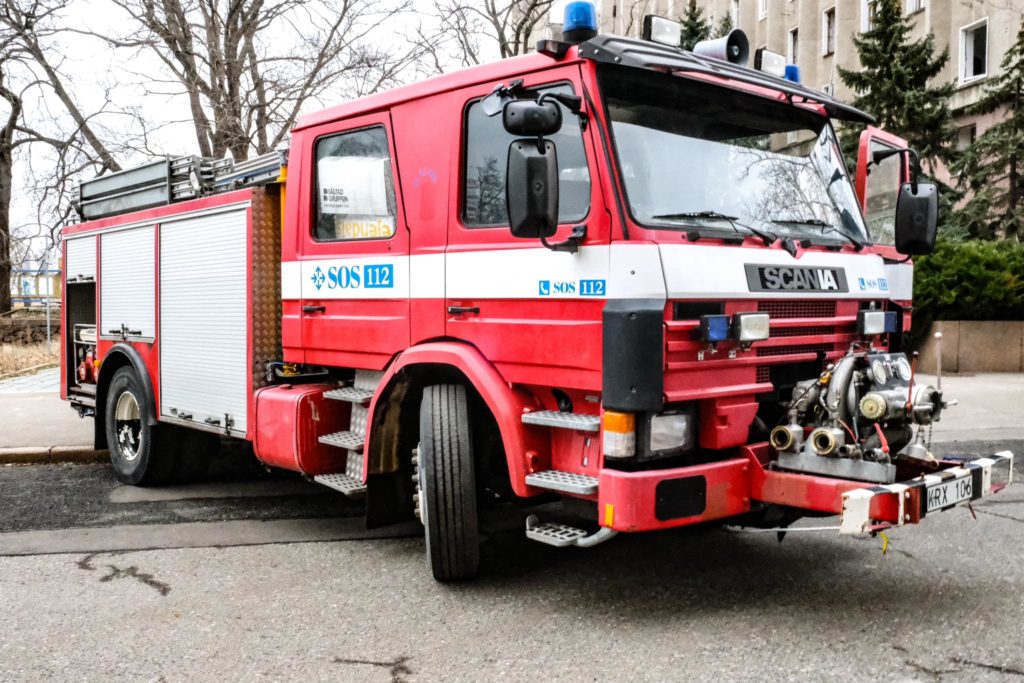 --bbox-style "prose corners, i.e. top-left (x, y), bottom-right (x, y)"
top-left (418, 384), bottom-right (480, 581)
top-left (105, 366), bottom-right (177, 486)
